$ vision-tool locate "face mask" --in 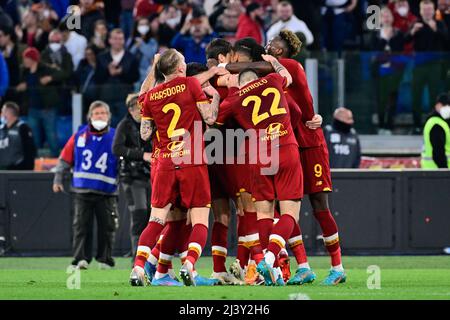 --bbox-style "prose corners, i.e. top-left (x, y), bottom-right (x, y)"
top-left (137, 25), bottom-right (150, 35)
top-left (49, 43), bottom-right (61, 52)
top-left (0, 116), bottom-right (6, 125)
top-left (397, 7), bottom-right (408, 17)
top-left (166, 16), bottom-right (181, 29)
top-left (439, 106), bottom-right (450, 120)
top-left (91, 120), bottom-right (108, 131)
